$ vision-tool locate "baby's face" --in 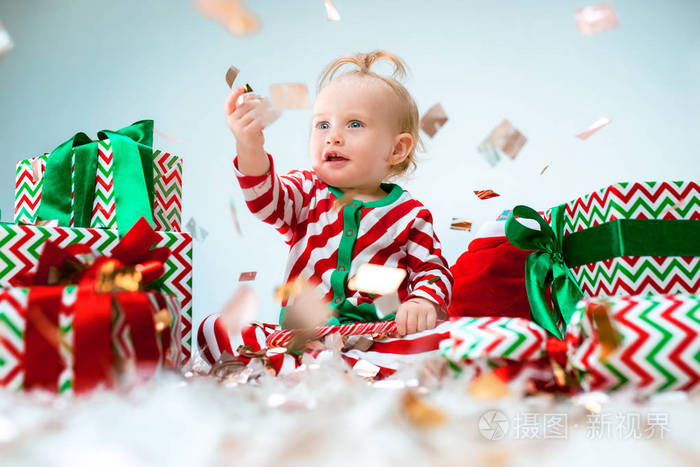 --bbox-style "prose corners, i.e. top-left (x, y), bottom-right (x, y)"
top-left (310, 75), bottom-right (401, 190)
